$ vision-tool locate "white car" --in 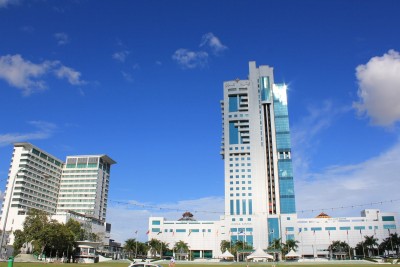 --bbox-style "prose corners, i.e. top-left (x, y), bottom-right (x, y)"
top-left (128, 263), bottom-right (163, 267)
